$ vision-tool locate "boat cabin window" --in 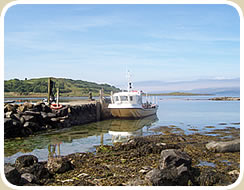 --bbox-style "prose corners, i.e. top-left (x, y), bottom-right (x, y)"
top-left (114, 96), bottom-right (119, 102)
top-left (130, 96), bottom-right (133, 101)
top-left (138, 96), bottom-right (142, 104)
top-left (120, 96), bottom-right (128, 101)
